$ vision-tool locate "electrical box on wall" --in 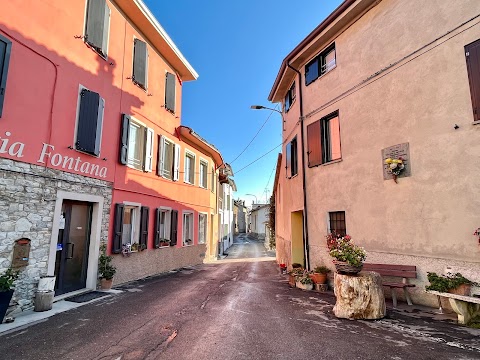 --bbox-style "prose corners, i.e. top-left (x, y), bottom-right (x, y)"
top-left (11, 238), bottom-right (31, 268)
top-left (381, 142), bottom-right (411, 180)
